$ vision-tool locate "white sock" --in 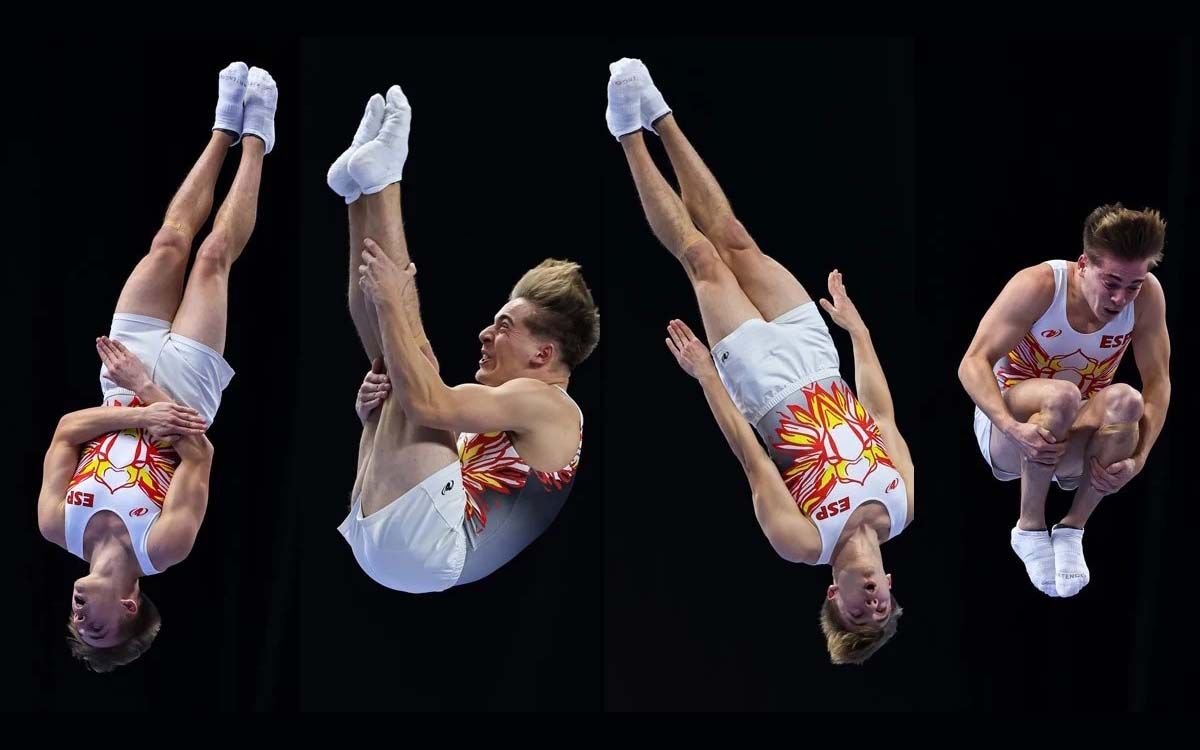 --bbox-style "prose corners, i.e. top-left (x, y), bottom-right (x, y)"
top-left (1052, 525), bottom-right (1090, 597)
top-left (630, 58), bottom-right (671, 134)
top-left (213, 61), bottom-right (248, 144)
top-left (606, 58), bottom-right (644, 139)
top-left (327, 93), bottom-right (386, 204)
top-left (242, 66), bottom-right (278, 155)
top-left (1010, 527), bottom-right (1058, 597)
top-left (348, 85), bottom-right (411, 194)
